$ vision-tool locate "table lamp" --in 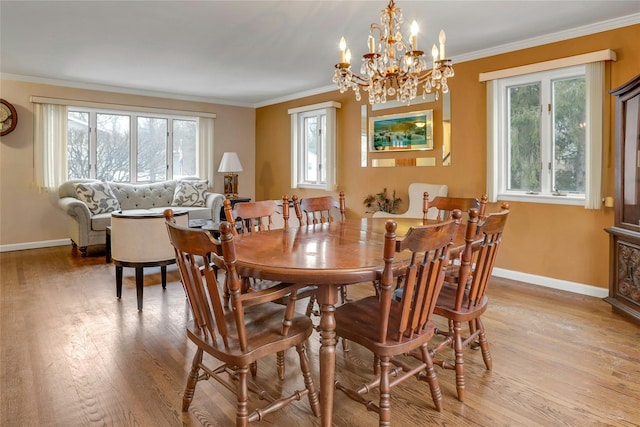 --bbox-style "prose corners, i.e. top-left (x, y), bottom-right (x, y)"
top-left (218, 152), bottom-right (243, 198)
